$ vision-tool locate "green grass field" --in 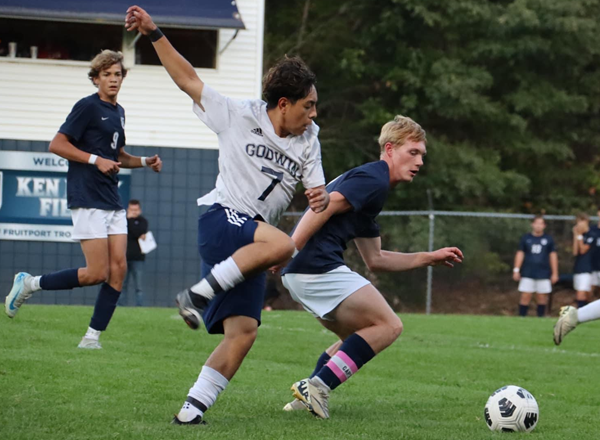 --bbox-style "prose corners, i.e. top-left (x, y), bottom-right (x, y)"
top-left (1, 306), bottom-right (598, 440)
